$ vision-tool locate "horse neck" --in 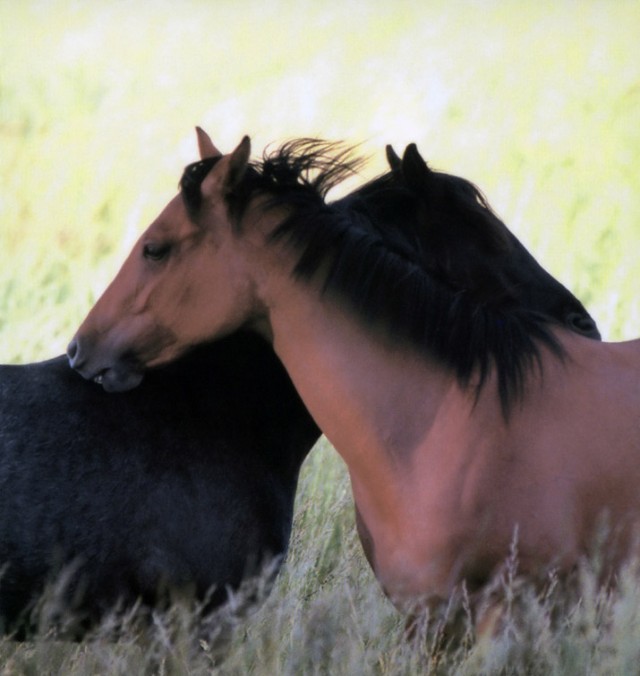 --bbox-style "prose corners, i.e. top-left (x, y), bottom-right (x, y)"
top-left (253, 253), bottom-right (474, 504)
